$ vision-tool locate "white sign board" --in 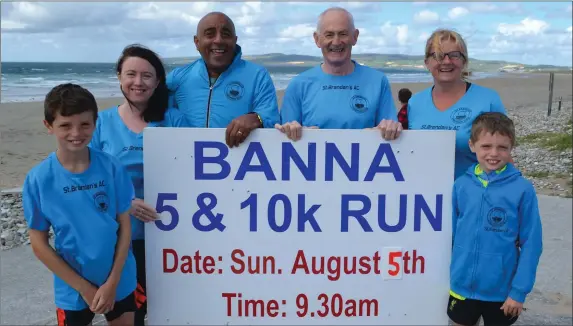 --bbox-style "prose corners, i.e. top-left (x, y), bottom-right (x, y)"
top-left (143, 128), bottom-right (455, 325)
